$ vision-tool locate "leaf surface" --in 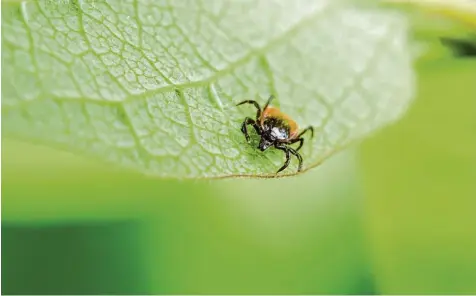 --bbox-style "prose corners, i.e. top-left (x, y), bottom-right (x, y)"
top-left (2, 0), bottom-right (415, 178)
